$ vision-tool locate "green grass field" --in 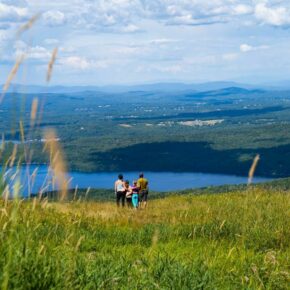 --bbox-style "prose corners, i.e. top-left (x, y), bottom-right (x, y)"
top-left (0, 188), bottom-right (289, 289)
